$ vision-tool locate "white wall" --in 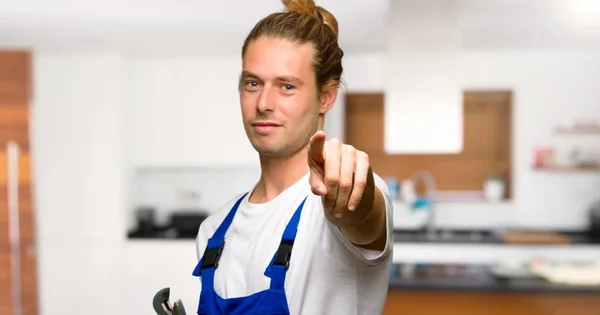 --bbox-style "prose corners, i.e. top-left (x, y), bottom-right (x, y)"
top-left (31, 53), bottom-right (202, 314)
top-left (30, 50), bottom-right (600, 314)
top-left (127, 56), bottom-right (259, 168)
top-left (31, 54), bottom-right (129, 313)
